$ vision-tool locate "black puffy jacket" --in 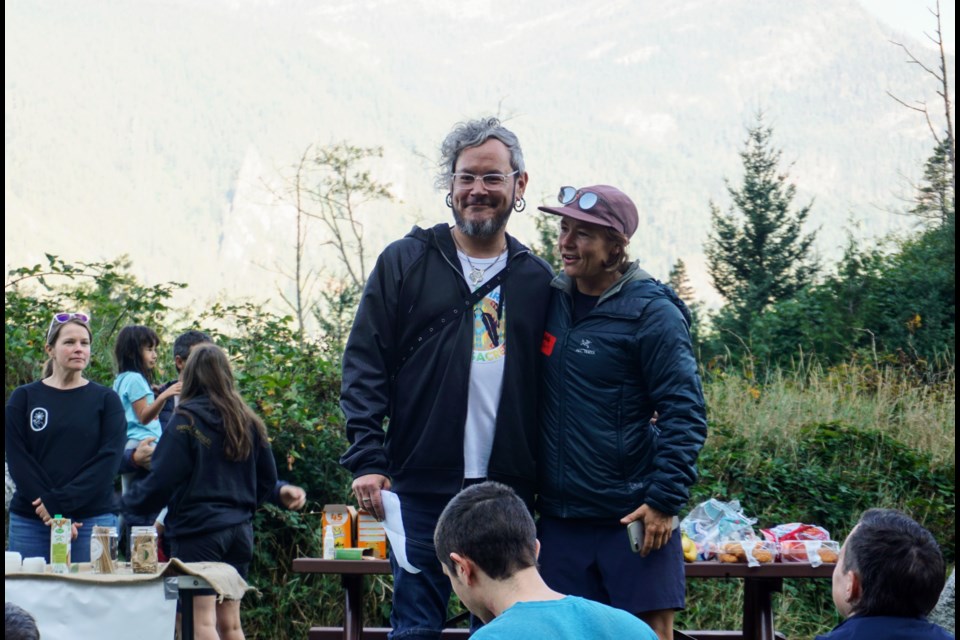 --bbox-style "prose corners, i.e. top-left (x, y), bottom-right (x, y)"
top-left (538, 262), bottom-right (707, 519)
top-left (339, 223), bottom-right (553, 505)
